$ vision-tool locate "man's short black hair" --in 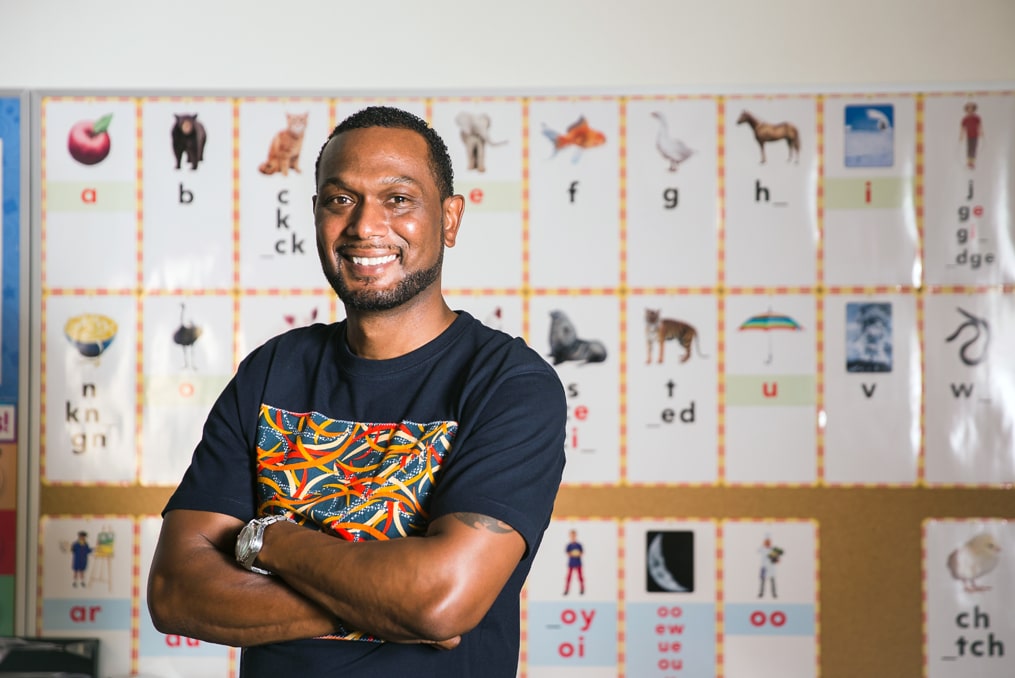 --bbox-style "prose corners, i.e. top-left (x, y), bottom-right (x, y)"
top-left (314, 106), bottom-right (455, 200)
